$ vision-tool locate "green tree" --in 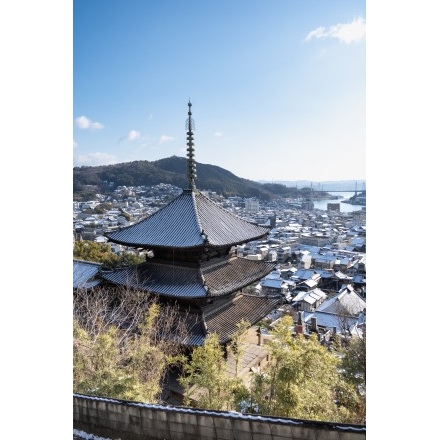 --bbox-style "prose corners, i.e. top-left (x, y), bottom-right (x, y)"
top-left (122, 303), bottom-right (185, 402)
top-left (73, 240), bottom-right (143, 269)
top-left (119, 209), bottom-right (133, 222)
top-left (93, 203), bottom-right (113, 214)
top-left (73, 241), bottom-right (117, 266)
top-left (227, 319), bottom-right (251, 377)
top-left (73, 320), bottom-right (138, 400)
top-left (340, 328), bottom-right (366, 423)
top-left (117, 252), bottom-right (144, 268)
top-left (179, 333), bottom-right (234, 410)
top-left (248, 315), bottom-right (359, 423)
